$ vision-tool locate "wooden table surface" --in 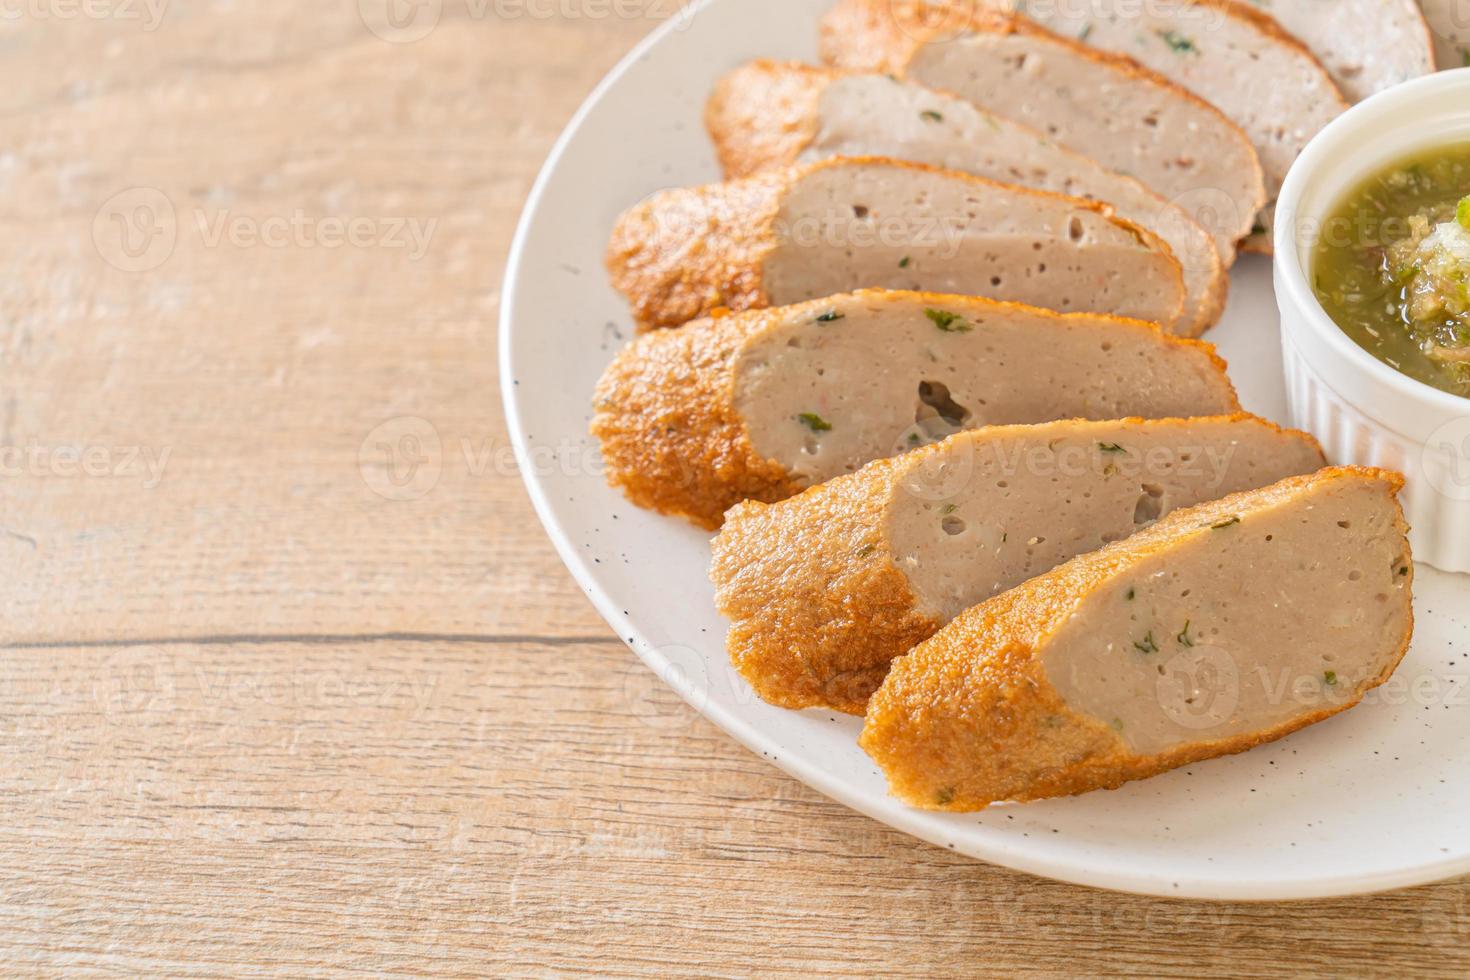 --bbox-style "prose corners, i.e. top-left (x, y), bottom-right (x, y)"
top-left (2, 2), bottom-right (1466, 975)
